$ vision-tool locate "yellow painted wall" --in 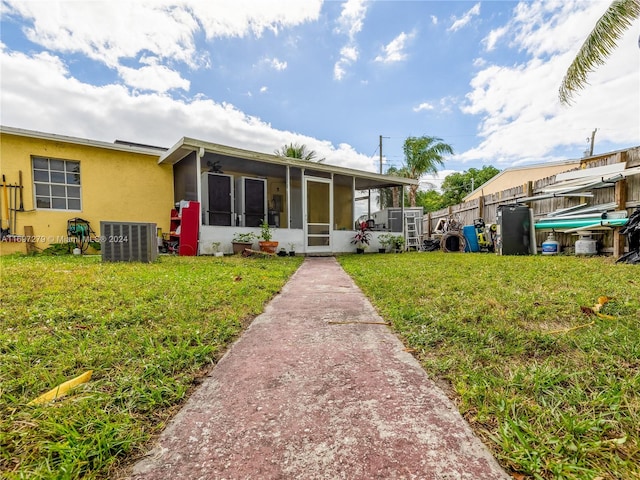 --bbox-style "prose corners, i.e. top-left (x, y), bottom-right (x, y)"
top-left (465, 162), bottom-right (581, 201)
top-left (0, 132), bottom-right (173, 253)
